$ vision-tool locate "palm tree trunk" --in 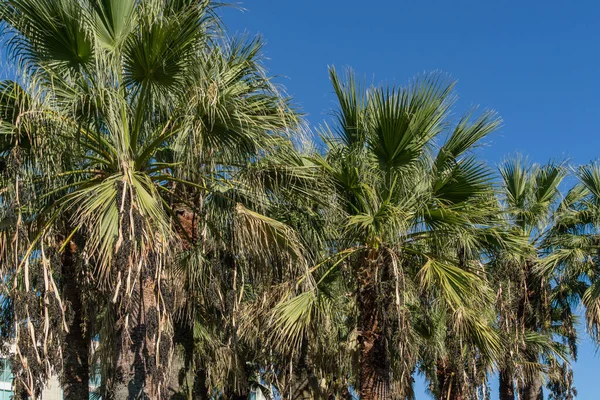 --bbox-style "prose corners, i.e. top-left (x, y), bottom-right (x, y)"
top-left (436, 358), bottom-right (464, 400)
top-left (193, 369), bottom-right (210, 400)
top-left (358, 255), bottom-right (391, 400)
top-left (499, 369), bottom-right (515, 400)
top-left (292, 337), bottom-right (325, 399)
top-left (114, 276), bottom-right (161, 399)
top-left (171, 319), bottom-right (210, 399)
top-left (521, 367), bottom-right (543, 400)
top-left (62, 241), bottom-right (90, 400)
top-left (520, 267), bottom-right (543, 400)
